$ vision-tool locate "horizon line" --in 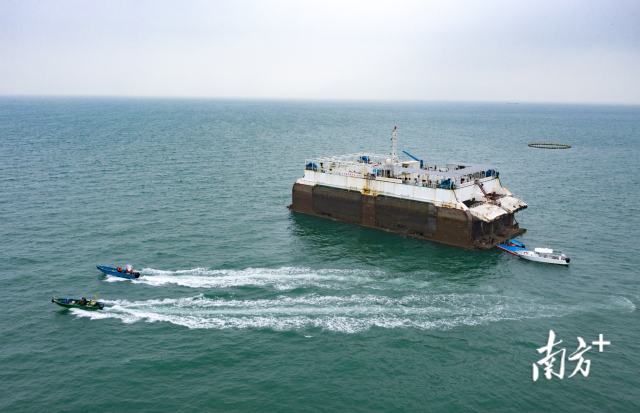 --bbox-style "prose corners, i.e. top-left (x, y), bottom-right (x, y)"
top-left (1, 94), bottom-right (639, 106)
